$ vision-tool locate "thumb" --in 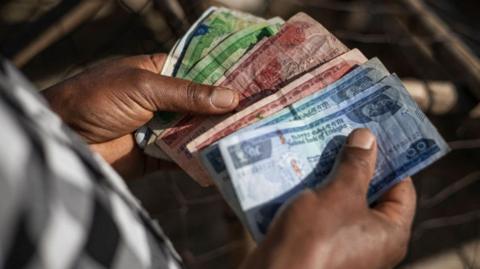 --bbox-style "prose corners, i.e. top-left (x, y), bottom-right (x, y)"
top-left (136, 71), bottom-right (239, 114)
top-left (320, 128), bottom-right (377, 201)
